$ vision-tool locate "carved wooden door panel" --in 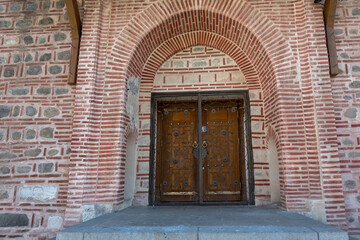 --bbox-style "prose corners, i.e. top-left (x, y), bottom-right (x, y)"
top-left (202, 101), bottom-right (242, 202)
top-left (155, 102), bottom-right (199, 202)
